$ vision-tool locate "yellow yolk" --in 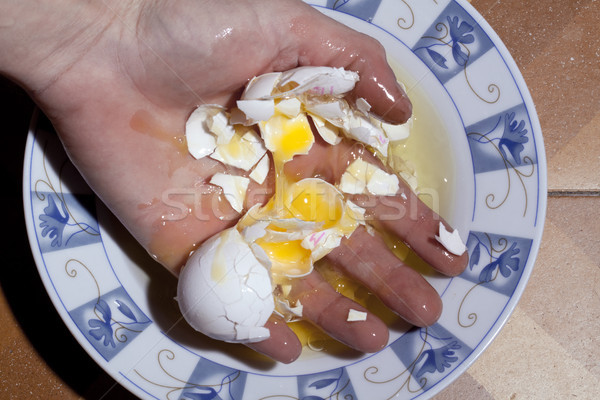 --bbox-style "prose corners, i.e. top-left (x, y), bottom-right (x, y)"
top-left (288, 179), bottom-right (344, 228)
top-left (255, 238), bottom-right (312, 277)
top-left (254, 111), bottom-right (358, 292)
top-left (261, 113), bottom-right (314, 164)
